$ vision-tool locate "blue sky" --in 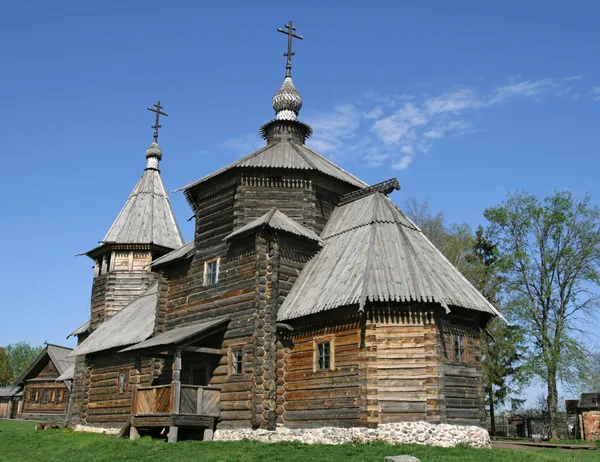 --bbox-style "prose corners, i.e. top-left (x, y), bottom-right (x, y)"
top-left (1, 1), bottom-right (598, 400)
